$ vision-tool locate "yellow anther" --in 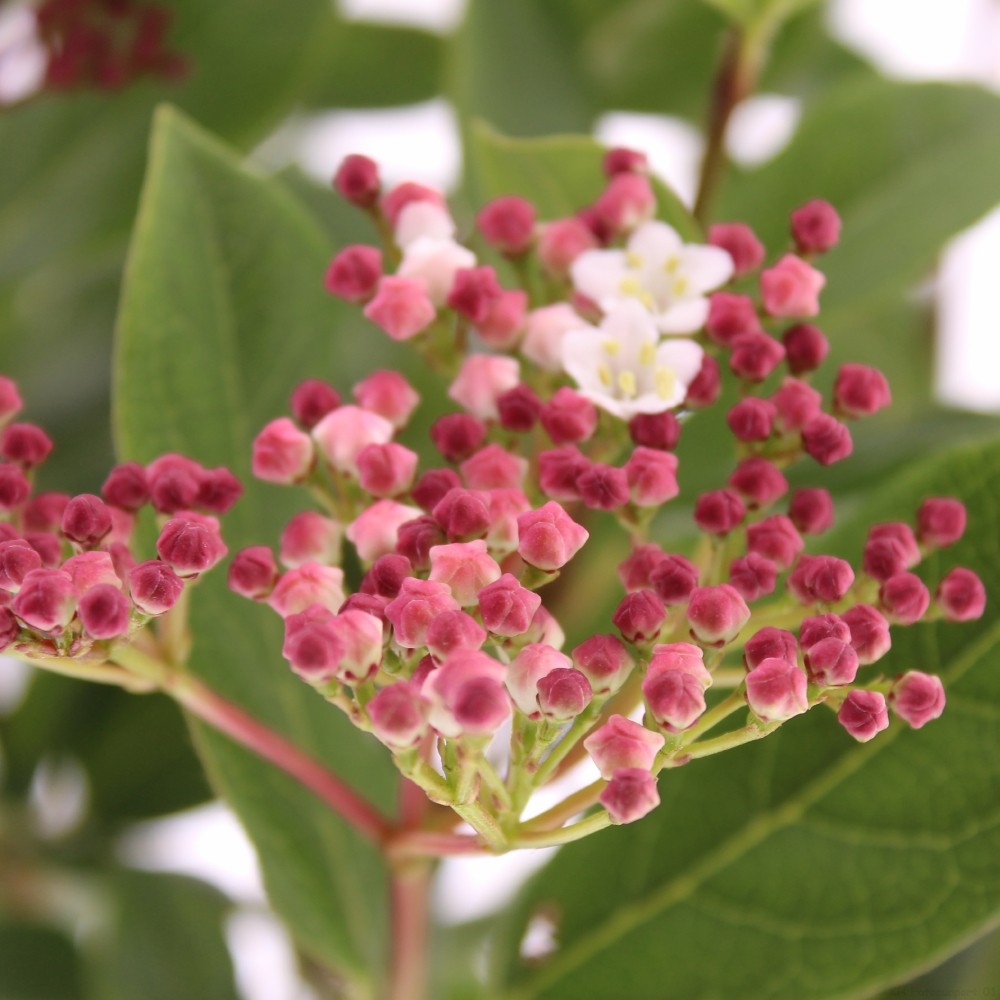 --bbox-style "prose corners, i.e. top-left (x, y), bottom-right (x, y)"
top-left (618, 370), bottom-right (638, 398)
top-left (619, 276), bottom-right (642, 296)
top-left (655, 366), bottom-right (676, 400)
top-left (598, 363), bottom-right (613, 387)
top-left (602, 338), bottom-right (620, 356)
top-left (672, 277), bottom-right (689, 297)
top-left (625, 251), bottom-right (644, 269)
top-left (639, 341), bottom-right (656, 367)
top-left (664, 256), bottom-right (680, 274)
